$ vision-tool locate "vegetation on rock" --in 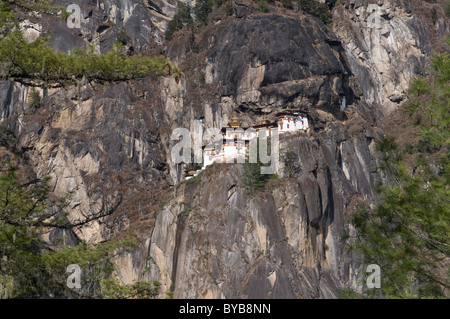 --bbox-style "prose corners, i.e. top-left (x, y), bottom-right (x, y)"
top-left (0, 167), bottom-right (158, 298)
top-left (294, 0), bottom-right (332, 25)
top-left (256, 0), bottom-right (333, 24)
top-left (350, 51), bottom-right (449, 298)
top-left (0, 0), bottom-right (178, 87)
top-left (243, 137), bottom-right (276, 194)
top-left (0, 0), bottom-right (173, 298)
top-left (194, 0), bottom-right (229, 25)
top-left (27, 87), bottom-right (40, 108)
top-left (165, 3), bottom-right (193, 40)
